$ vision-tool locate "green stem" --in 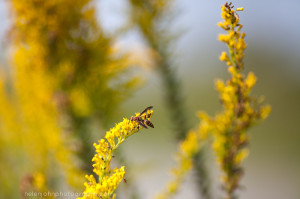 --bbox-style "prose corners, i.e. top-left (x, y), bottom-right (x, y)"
top-left (151, 42), bottom-right (212, 199)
